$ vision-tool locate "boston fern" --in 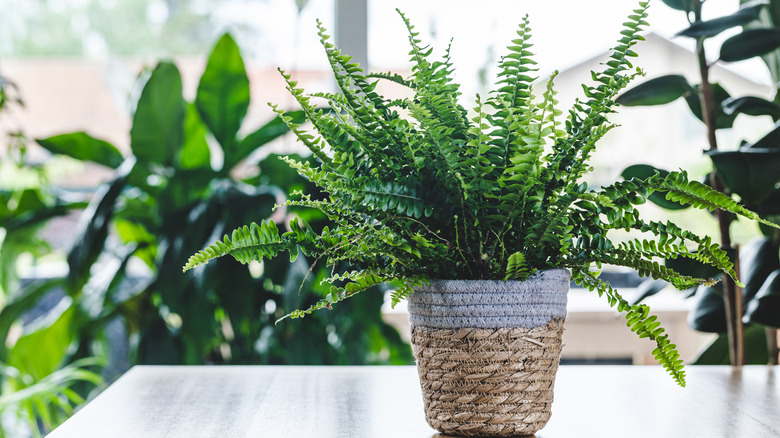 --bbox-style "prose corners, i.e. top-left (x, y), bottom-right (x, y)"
top-left (184, 2), bottom-right (778, 386)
